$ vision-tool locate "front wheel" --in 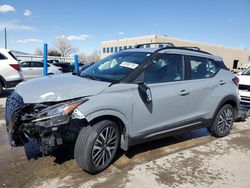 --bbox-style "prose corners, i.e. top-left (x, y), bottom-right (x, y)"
top-left (208, 104), bottom-right (235, 137)
top-left (74, 120), bottom-right (120, 174)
